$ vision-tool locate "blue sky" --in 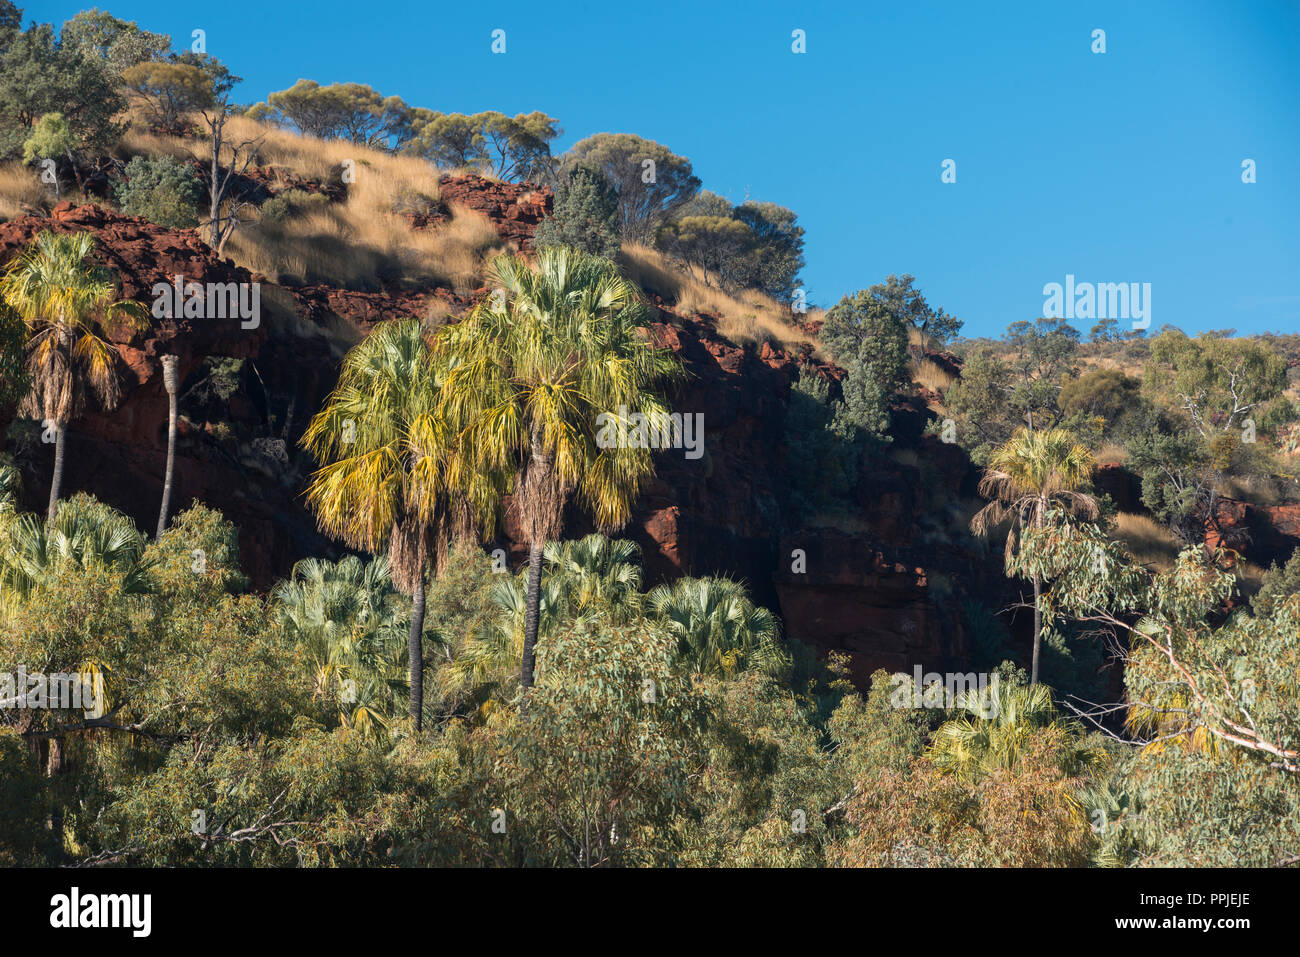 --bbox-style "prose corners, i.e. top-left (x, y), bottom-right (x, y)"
top-left (30, 0), bottom-right (1300, 338)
